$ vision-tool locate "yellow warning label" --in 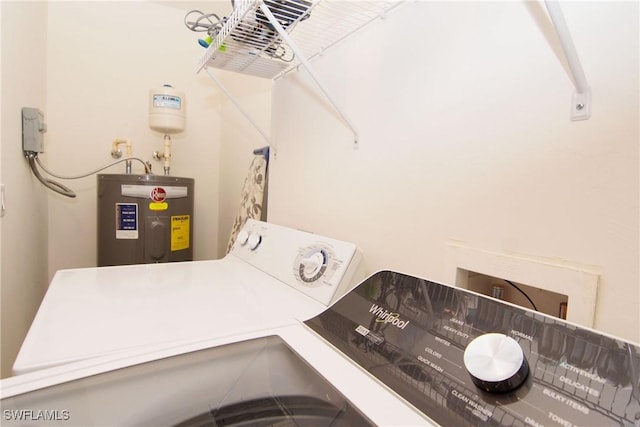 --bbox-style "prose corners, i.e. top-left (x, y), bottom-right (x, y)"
top-left (171, 215), bottom-right (190, 251)
top-left (149, 202), bottom-right (168, 211)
